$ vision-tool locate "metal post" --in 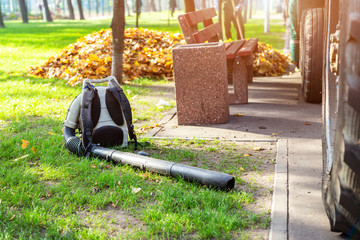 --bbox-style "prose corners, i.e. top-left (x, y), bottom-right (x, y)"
top-left (264, 0), bottom-right (270, 33)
